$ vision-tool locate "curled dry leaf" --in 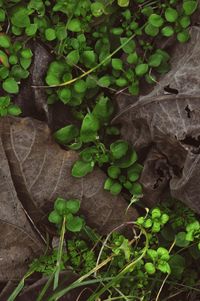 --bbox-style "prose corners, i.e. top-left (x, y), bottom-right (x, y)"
top-left (115, 27), bottom-right (200, 213)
